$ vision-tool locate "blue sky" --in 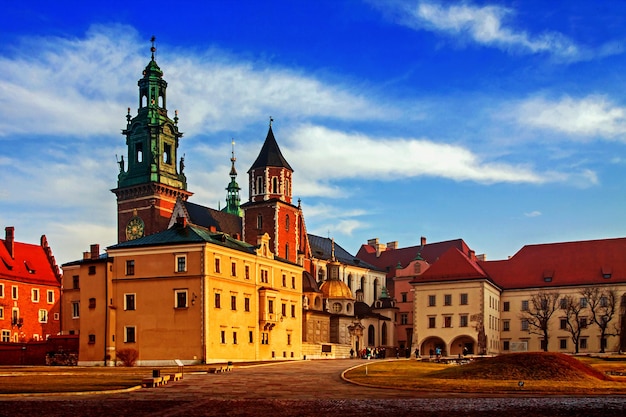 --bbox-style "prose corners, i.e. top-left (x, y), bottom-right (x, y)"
top-left (2, 1), bottom-right (626, 266)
